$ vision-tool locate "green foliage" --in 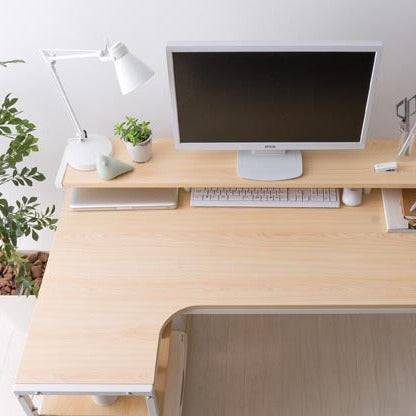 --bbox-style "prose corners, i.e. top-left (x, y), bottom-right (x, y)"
top-left (1, 61), bottom-right (58, 296)
top-left (114, 116), bottom-right (152, 146)
top-left (0, 60), bottom-right (25, 68)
